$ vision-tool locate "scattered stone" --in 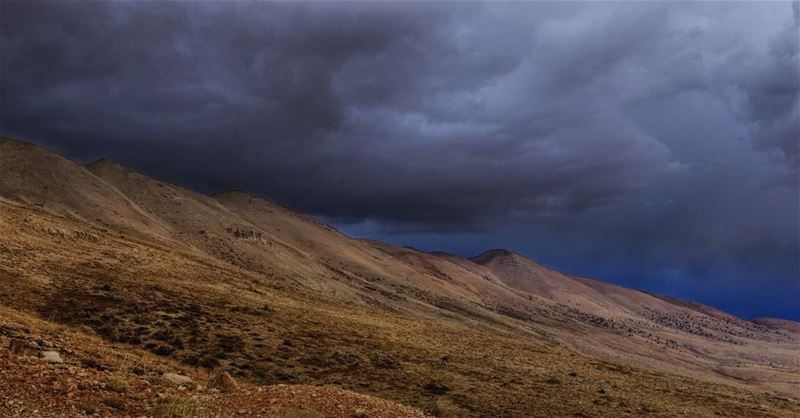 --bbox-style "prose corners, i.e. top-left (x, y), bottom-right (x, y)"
top-left (163, 372), bottom-right (193, 386)
top-left (208, 370), bottom-right (239, 393)
top-left (40, 351), bottom-right (63, 364)
top-left (36, 339), bottom-right (54, 348)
